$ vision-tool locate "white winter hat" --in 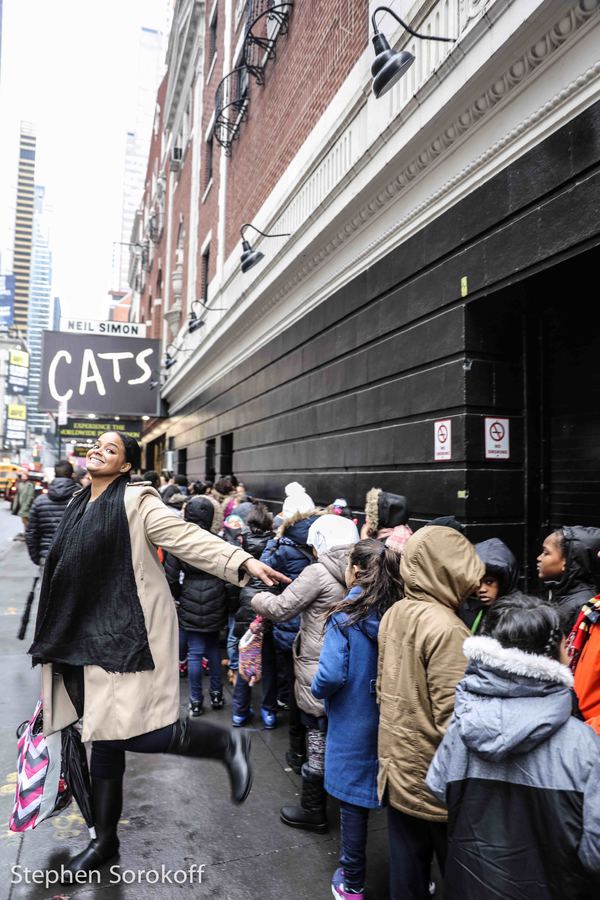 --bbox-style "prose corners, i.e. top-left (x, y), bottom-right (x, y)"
top-left (307, 514), bottom-right (359, 557)
top-left (282, 481), bottom-right (314, 519)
